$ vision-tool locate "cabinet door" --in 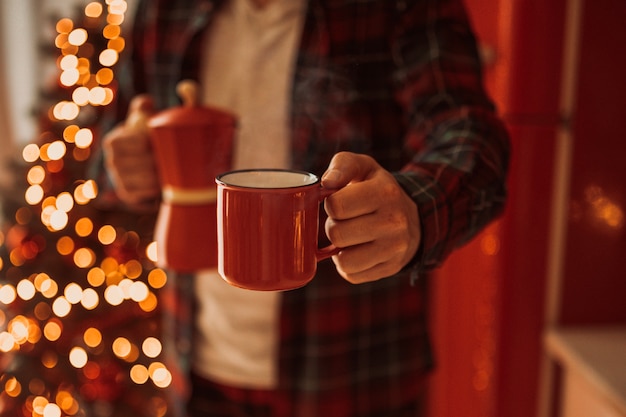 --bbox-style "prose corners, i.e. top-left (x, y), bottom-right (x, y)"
top-left (563, 369), bottom-right (625, 417)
